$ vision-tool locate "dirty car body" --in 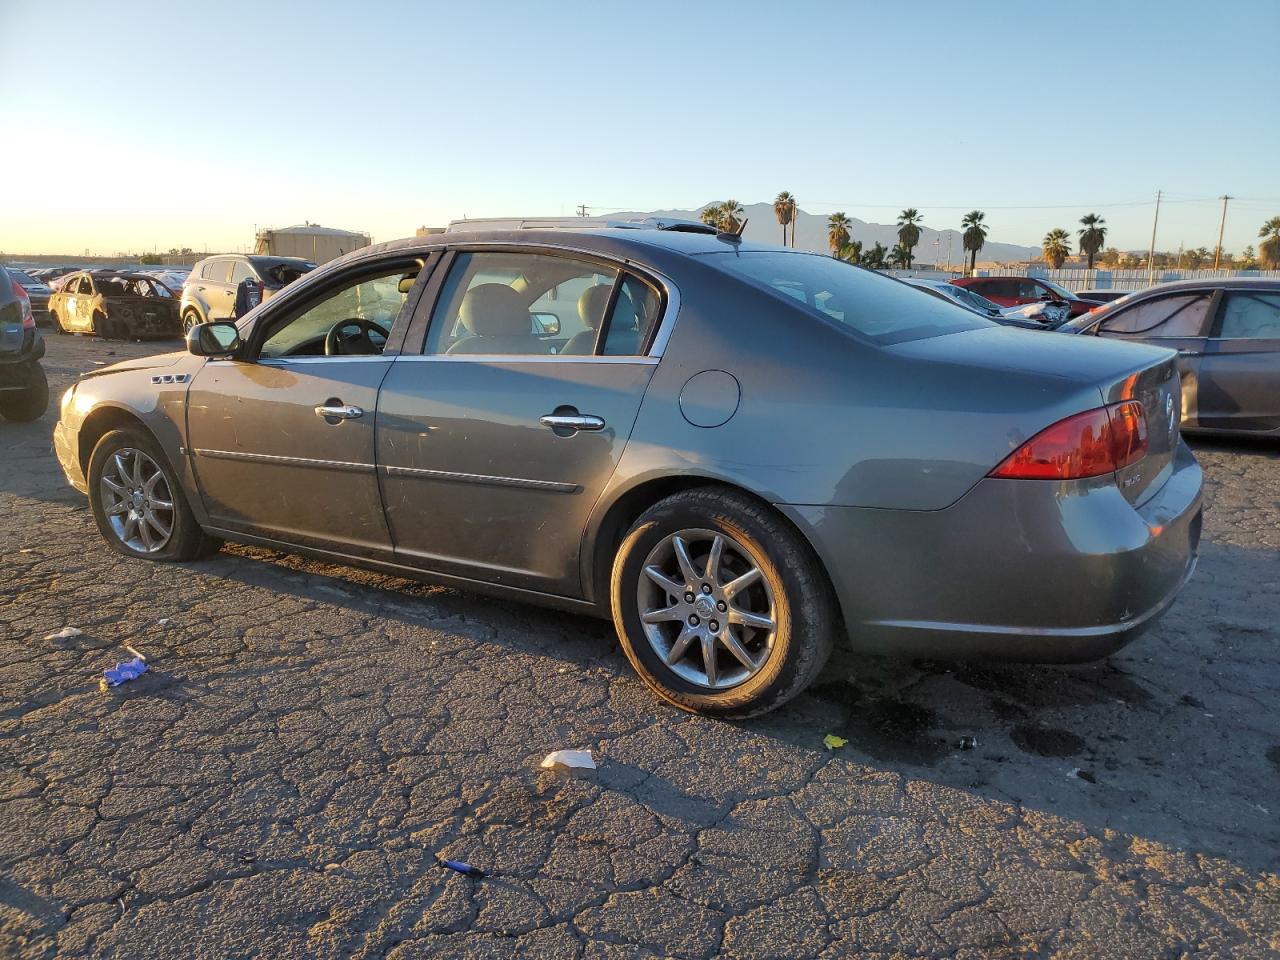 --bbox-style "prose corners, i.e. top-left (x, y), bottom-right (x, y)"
top-left (54, 228), bottom-right (1204, 715)
top-left (48, 271), bottom-right (180, 339)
